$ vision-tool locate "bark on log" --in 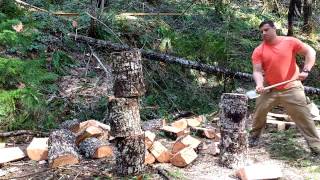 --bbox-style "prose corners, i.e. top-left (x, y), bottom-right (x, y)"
top-left (111, 49), bottom-right (145, 97)
top-left (48, 129), bottom-right (80, 168)
top-left (67, 33), bottom-right (320, 95)
top-left (219, 93), bottom-right (248, 169)
top-left (79, 137), bottom-right (113, 159)
top-left (59, 119), bottom-right (80, 133)
top-left (302, 0), bottom-right (312, 34)
top-left (108, 98), bottom-right (142, 137)
top-left (114, 134), bottom-right (145, 176)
